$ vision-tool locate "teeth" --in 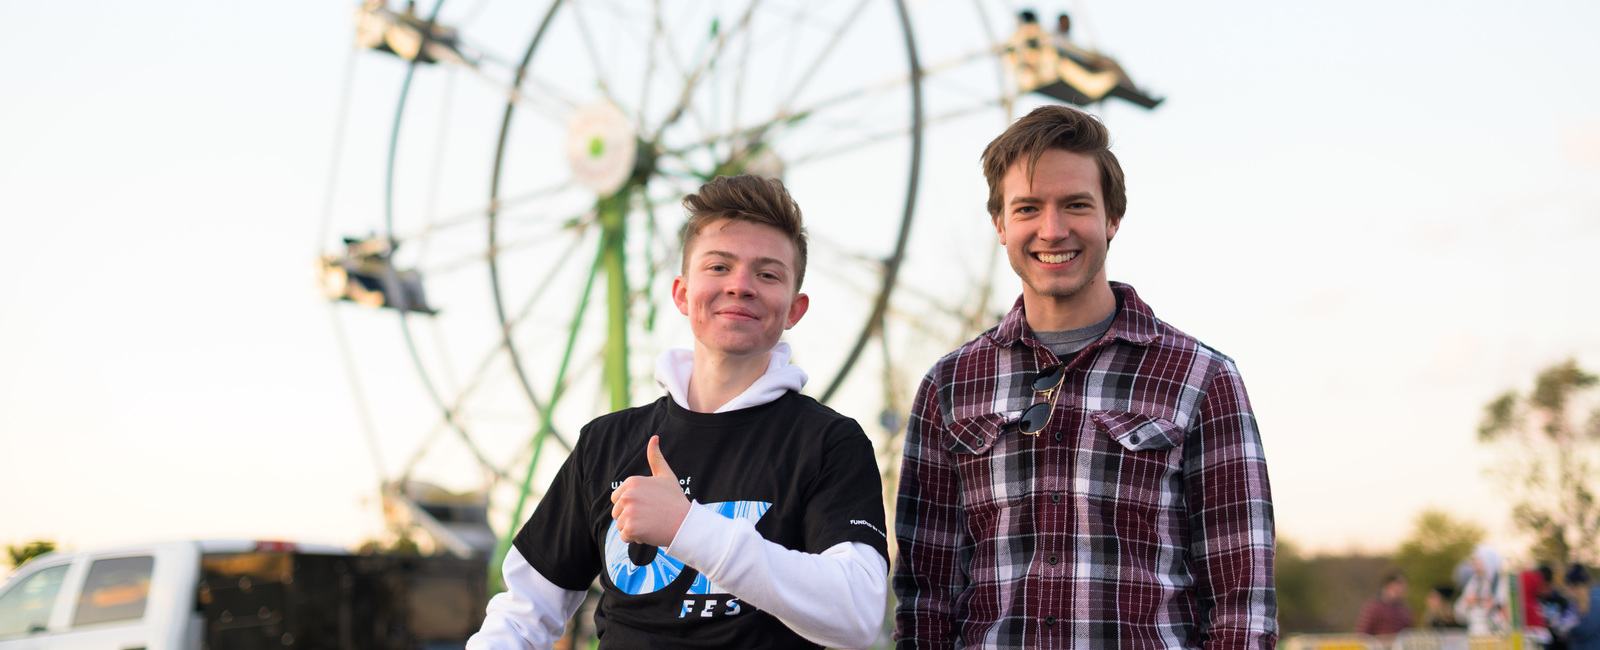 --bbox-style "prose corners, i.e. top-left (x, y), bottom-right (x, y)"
top-left (1037, 252), bottom-right (1078, 264)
